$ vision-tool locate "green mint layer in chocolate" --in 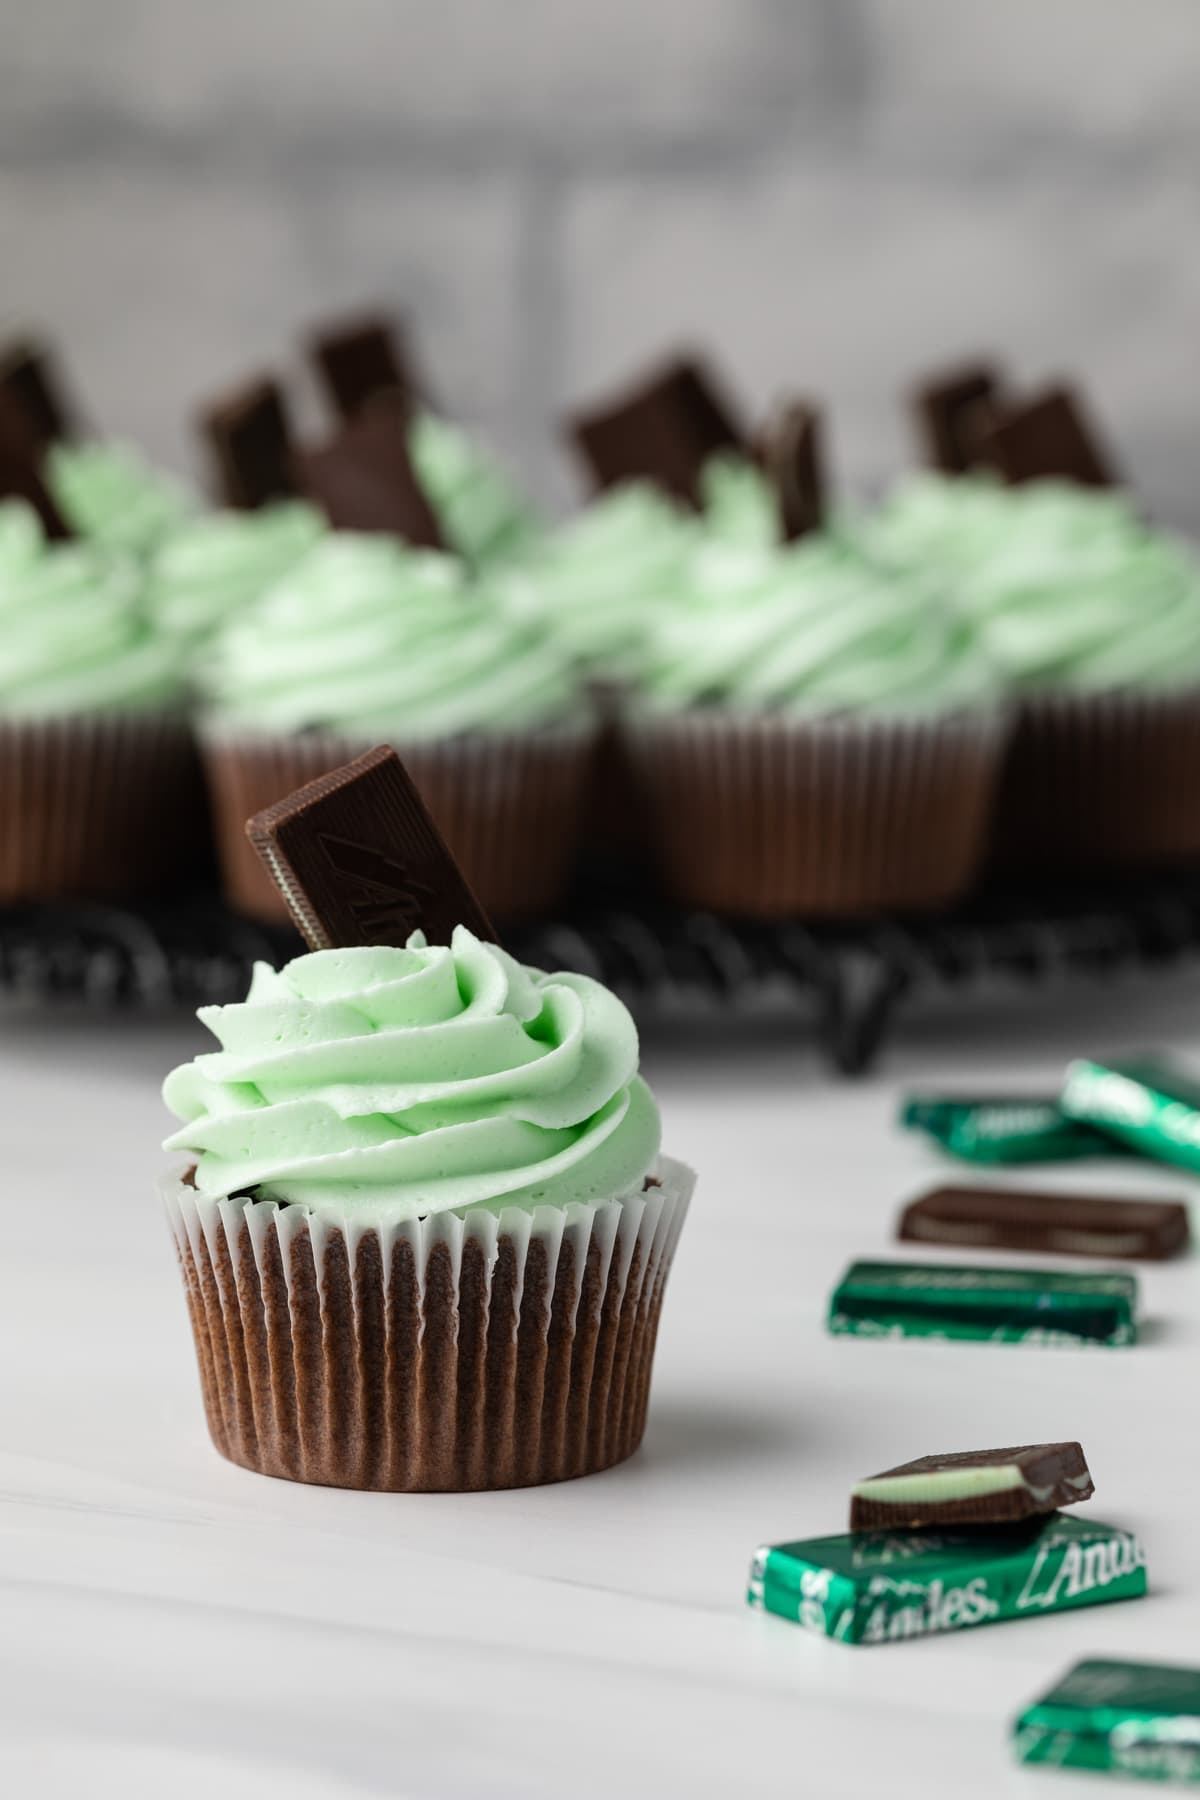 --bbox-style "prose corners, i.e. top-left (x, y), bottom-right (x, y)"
top-left (902, 1095), bottom-right (1123, 1165)
top-left (748, 1515), bottom-right (1146, 1646)
top-left (1014, 1659), bottom-right (1200, 1782)
top-left (1061, 1058), bottom-right (1200, 1173)
top-left (828, 1261), bottom-right (1137, 1347)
